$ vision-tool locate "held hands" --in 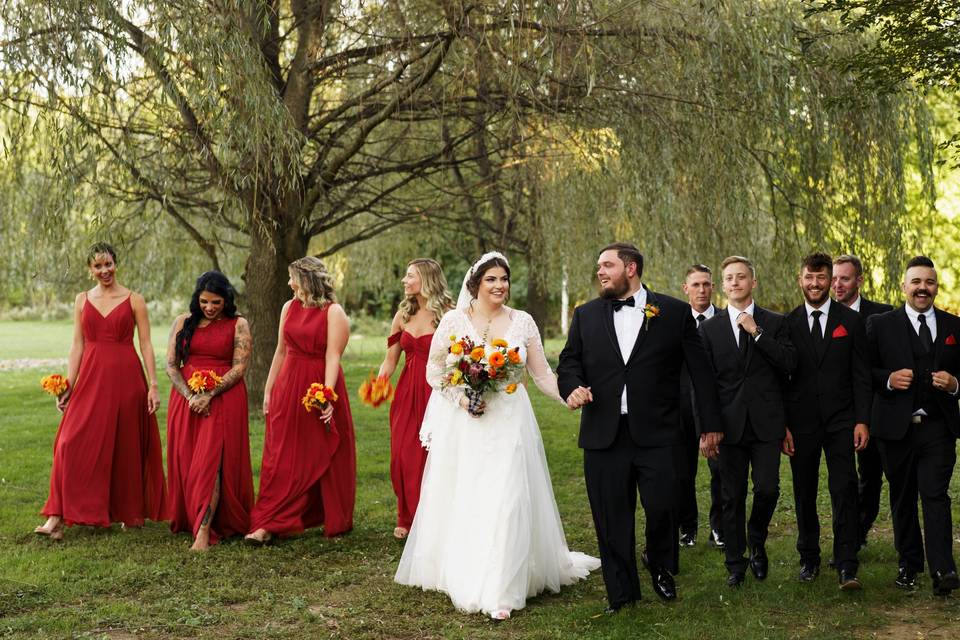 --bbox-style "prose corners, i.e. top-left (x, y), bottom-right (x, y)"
top-left (565, 386), bottom-right (593, 410)
top-left (888, 369), bottom-right (913, 390)
top-left (699, 432), bottom-right (723, 459)
top-left (853, 423), bottom-right (869, 451)
top-left (781, 427), bottom-right (795, 457)
top-left (932, 371), bottom-right (959, 394)
top-left (188, 393), bottom-right (211, 416)
top-left (736, 312), bottom-right (758, 336)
